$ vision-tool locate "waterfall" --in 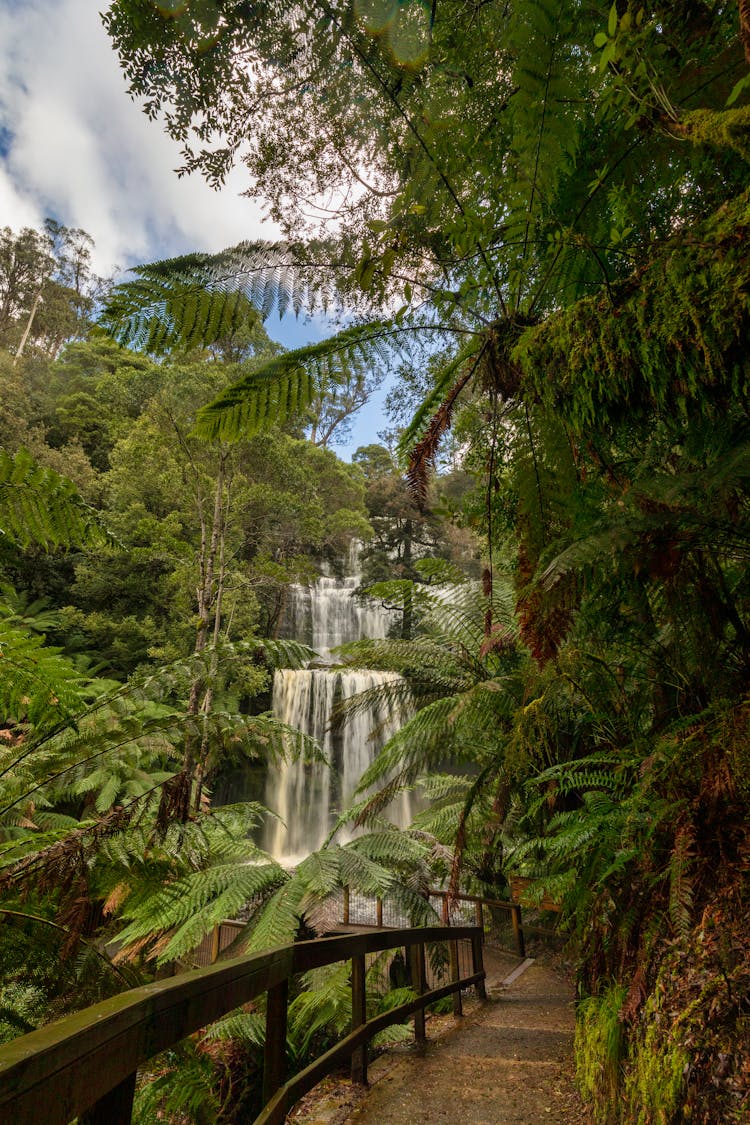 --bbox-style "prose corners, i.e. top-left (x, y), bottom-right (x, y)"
top-left (263, 563), bottom-right (414, 866)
